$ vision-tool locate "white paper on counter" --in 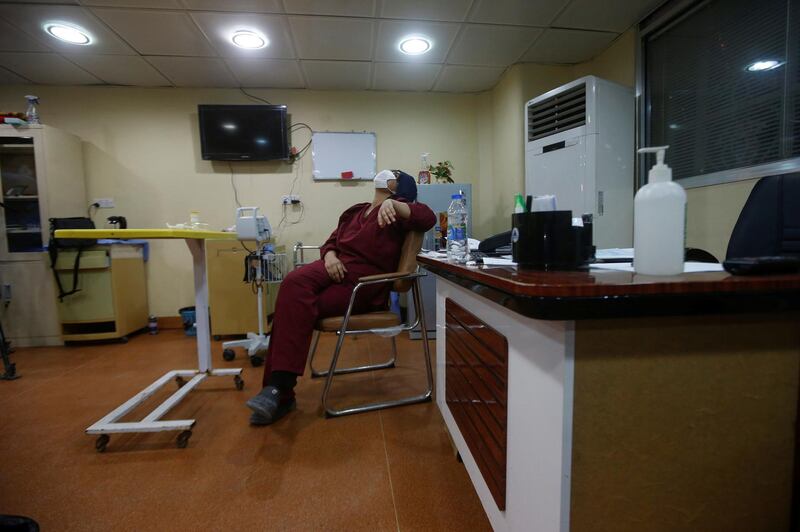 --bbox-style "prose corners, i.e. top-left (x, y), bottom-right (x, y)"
top-left (481, 257), bottom-right (517, 267)
top-left (420, 250), bottom-right (448, 259)
top-left (595, 248), bottom-right (635, 260)
top-left (590, 261), bottom-right (724, 273)
top-left (468, 238), bottom-right (481, 251)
